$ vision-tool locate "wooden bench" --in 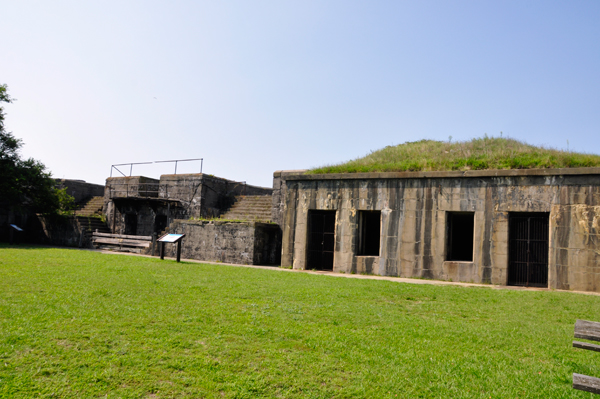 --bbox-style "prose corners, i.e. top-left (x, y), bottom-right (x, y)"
top-left (573, 319), bottom-right (600, 394)
top-left (92, 232), bottom-right (154, 253)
